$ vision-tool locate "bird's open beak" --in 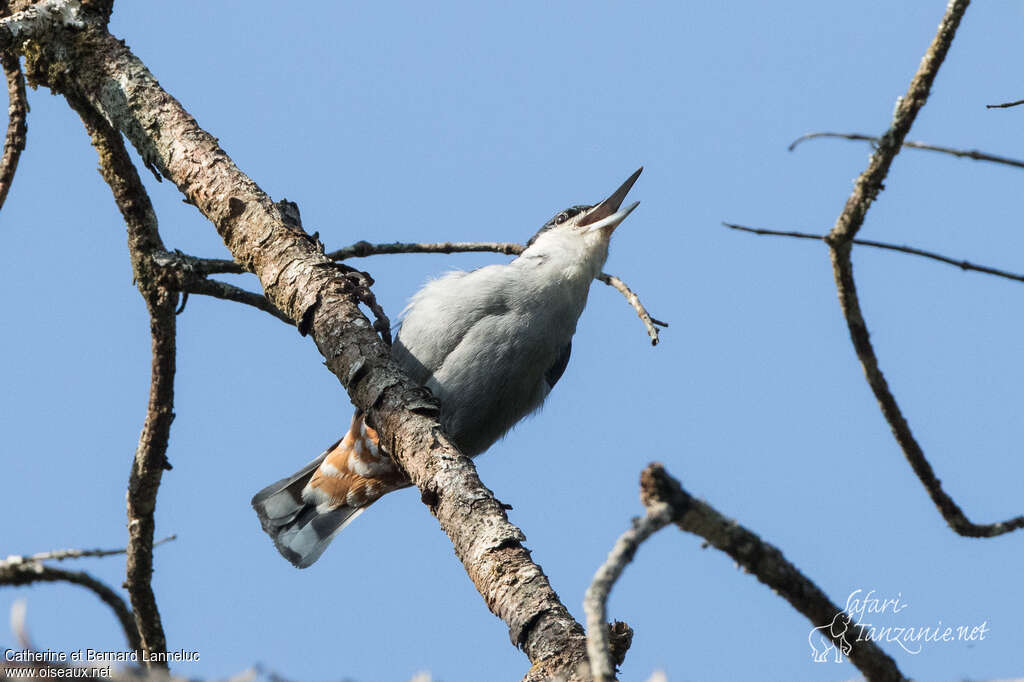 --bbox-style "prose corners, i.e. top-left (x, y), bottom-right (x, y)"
top-left (580, 167), bottom-right (642, 234)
